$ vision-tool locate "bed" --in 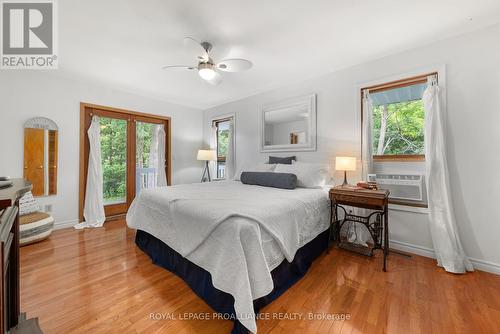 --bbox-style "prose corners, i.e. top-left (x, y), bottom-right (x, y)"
top-left (126, 180), bottom-right (330, 333)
